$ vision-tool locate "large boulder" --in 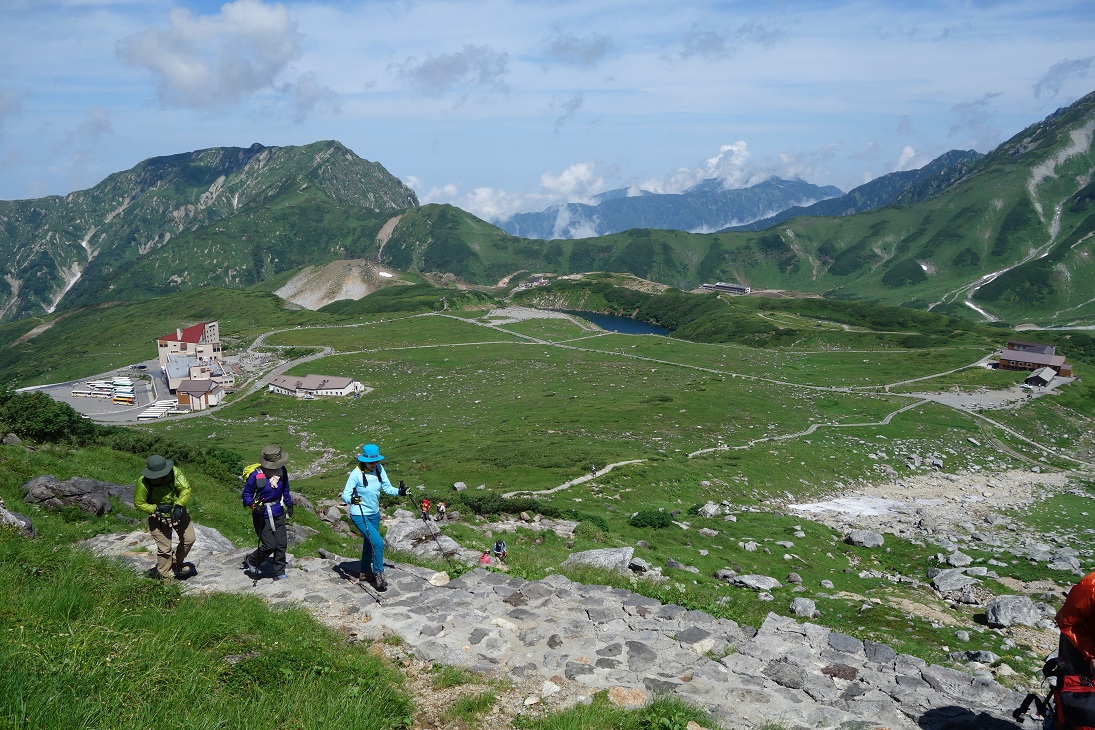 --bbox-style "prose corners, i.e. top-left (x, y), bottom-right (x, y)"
top-left (731, 574), bottom-right (783, 591)
top-left (560, 547), bottom-right (634, 573)
top-left (845, 530), bottom-right (885, 548)
top-left (985, 594), bottom-right (1041, 628)
top-left (21, 475), bottom-right (133, 516)
top-left (930, 568), bottom-right (981, 593)
top-left (696, 501), bottom-right (721, 518)
top-left (384, 518), bottom-right (478, 564)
